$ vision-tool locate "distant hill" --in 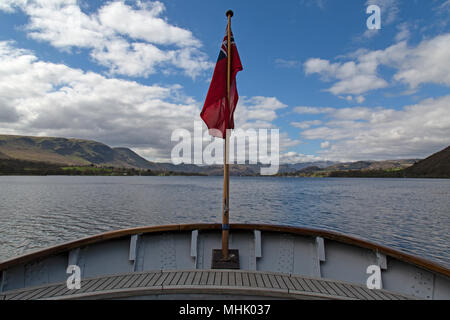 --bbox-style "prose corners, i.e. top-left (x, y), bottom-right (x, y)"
top-left (404, 146), bottom-right (450, 178)
top-left (0, 134), bottom-right (336, 176)
top-left (0, 134), bottom-right (154, 168)
top-left (325, 159), bottom-right (418, 171)
top-left (3, 134), bottom-right (446, 178)
top-left (0, 150), bottom-right (10, 159)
